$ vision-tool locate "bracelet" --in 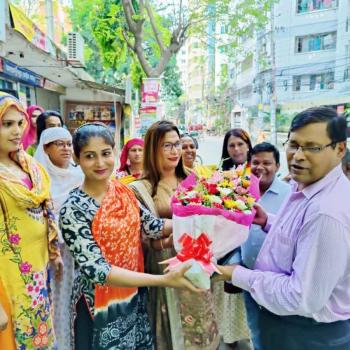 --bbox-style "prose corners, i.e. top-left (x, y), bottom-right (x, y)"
top-left (160, 238), bottom-right (164, 250)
